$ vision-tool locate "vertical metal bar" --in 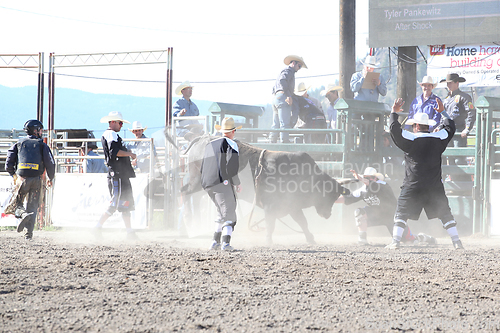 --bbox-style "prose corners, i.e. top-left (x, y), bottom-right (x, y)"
top-left (37, 52), bottom-right (45, 122)
top-left (169, 47), bottom-right (176, 229)
top-left (473, 105), bottom-right (483, 234)
top-left (166, 47), bottom-right (173, 127)
top-left (148, 138), bottom-right (154, 228)
top-left (483, 103), bottom-right (492, 235)
top-left (48, 53), bottom-right (55, 131)
top-left (164, 48), bottom-right (171, 229)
